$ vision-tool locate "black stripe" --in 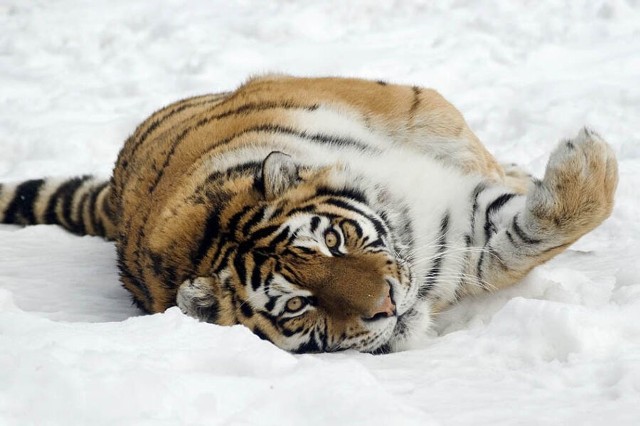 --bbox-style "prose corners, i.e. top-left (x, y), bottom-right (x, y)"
top-left (192, 190), bottom-right (234, 268)
top-left (44, 176), bottom-right (91, 226)
top-left (241, 207), bottom-right (266, 234)
top-left (320, 317), bottom-right (329, 351)
top-left (296, 246), bottom-right (316, 255)
top-left (512, 214), bottom-right (542, 244)
top-left (73, 191), bottom-right (89, 235)
top-left (257, 310), bottom-right (282, 333)
top-left (322, 198), bottom-right (388, 237)
top-left (464, 234), bottom-right (472, 247)
top-left (193, 210), bottom-right (222, 267)
top-left (252, 326), bottom-right (271, 343)
top-left (3, 179), bottom-right (45, 224)
top-left (363, 238), bottom-right (385, 250)
top-left (469, 183), bottom-right (487, 244)
top-left (280, 263), bottom-right (304, 284)
top-left (419, 212), bottom-right (449, 298)
top-left (315, 186), bottom-right (368, 205)
top-left (250, 253), bottom-right (266, 291)
top-left (211, 243), bottom-right (234, 273)
top-left (132, 226), bottom-right (147, 282)
top-left (144, 250), bottom-right (170, 282)
top-left (287, 204), bottom-right (316, 215)
top-left (309, 216), bottom-right (321, 234)
top-left (128, 94), bottom-right (227, 160)
top-left (483, 193), bottom-right (517, 243)
top-left (285, 228), bottom-right (299, 247)
top-left (247, 225), bottom-right (280, 244)
top-left (149, 122), bottom-right (375, 194)
top-left (207, 161), bottom-right (262, 184)
top-left (147, 102), bottom-right (323, 194)
top-left (279, 318), bottom-right (308, 338)
top-left (62, 181), bottom-right (88, 232)
top-left (294, 332), bottom-right (321, 354)
top-left (263, 271), bottom-right (273, 291)
top-left (117, 258), bottom-right (153, 312)
top-left (270, 205), bottom-right (284, 220)
top-left (267, 226), bottom-right (290, 251)
top-left (282, 247), bottom-right (311, 260)
top-left (147, 125), bottom-right (191, 193)
top-left (101, 182), bottom-right (116, 221)
top-left (264, 294), bottom-right (280, 312)
top-left (233, 252), bottom-right (248, 287)
top-left (340, 218), bottom-right (363, 239)
top-left (477, 246), bottom-right (487, 282)
top-left (409, 86), bottom-right (421, 117)
top-left (371, 343), bottom-right (392, 355)
top-left (227, 205), bottom-right (253, 233)
top-left (89, 183), bottom-right (109, 237)
top-left (240, 302), bottom-right (254, 318)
